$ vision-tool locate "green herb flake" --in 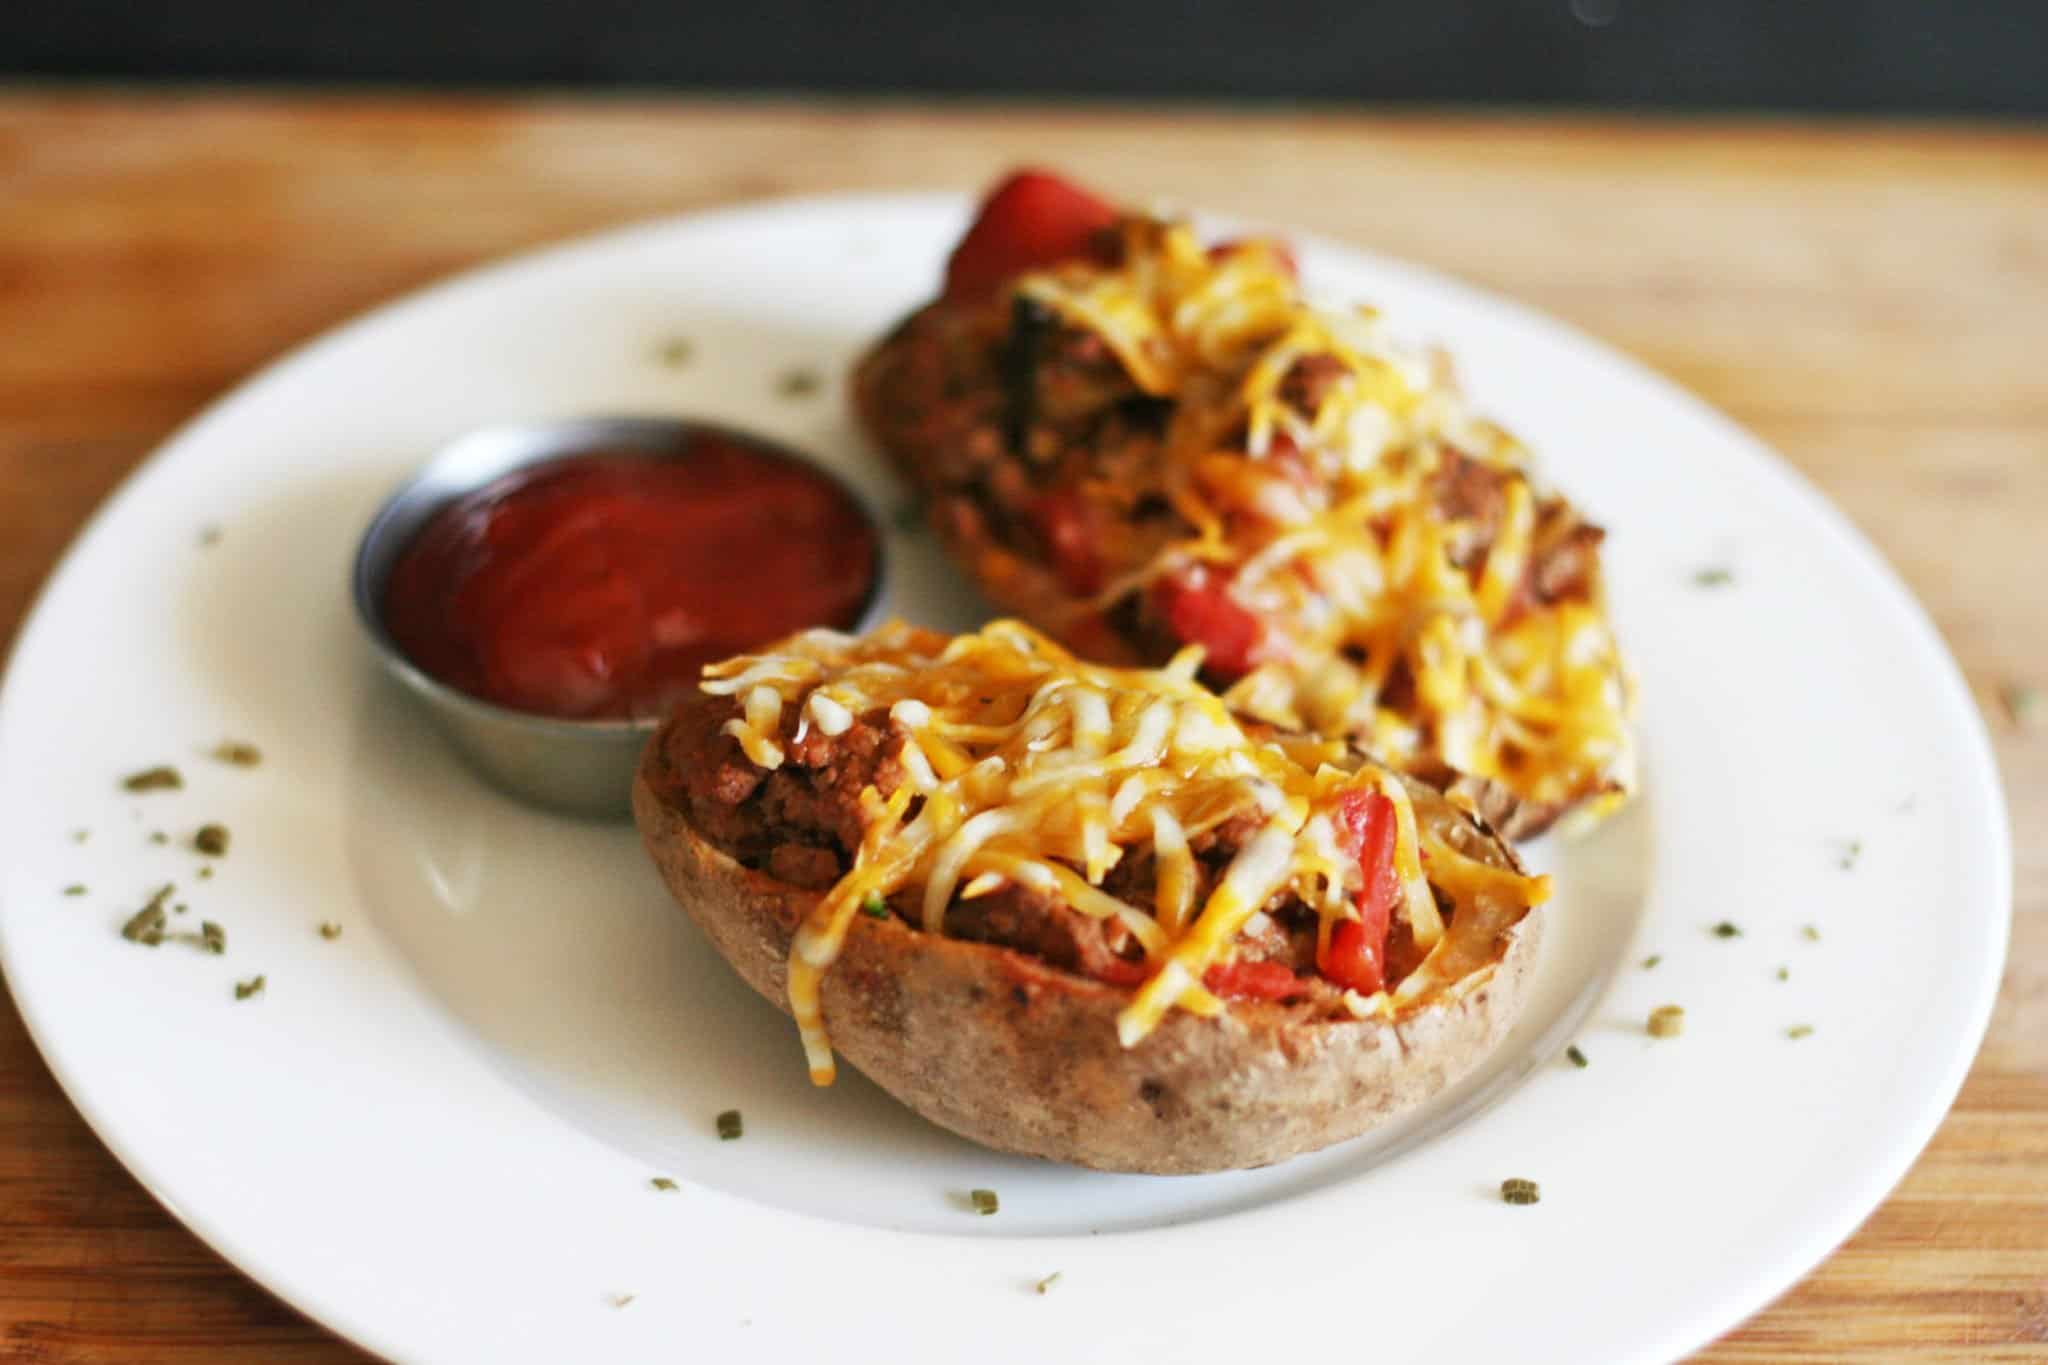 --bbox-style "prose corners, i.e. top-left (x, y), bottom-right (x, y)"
top-left (1802, 924), bottom-right (1821, 942)
top-left (655, 336), bottom-right (695, 367)
top-left (233, 974), bottom-right (265, 1001)
top-left (1838, 839), bottom-right (1862, 870)
top-left (715, 1108), bottom-right (743, 1141)
top-left (1776, 965), bottom-right (1790, 982)
top-left (2002, 682), bottom-right (2042, 730)
top-left (1500, 1177), bottom-right (1541, 1205)
top-left (892, 498), bottom-right (928, 534)
top-left (319, 921), bottom-right (342, 940)
top-left (969, 1188), bottom-right (999, 1216)
top-left (860, 890), bottom-right (889, 919)
top-left (122, 766), bottom-right (183, 792)
top-left (1787, 1024), bottom-right (1815, 1040)
top-left (1711, 921), bottom-right (1742, 939)
top-left (194, 824), bottom-right (230, 857)
top-left (62, 883), bottom-right (86, 897)
top-left (200, 921), bottom-right (227, 955)
top-left (148, 831), bottom-right (169, 846)
top-left (173, 903), bottom-right (188, 914)
top-left (71, 828), bottom-right (89, 844)
top-left (1565, 1044), bottom-right (1588, 1069)
top-left (650, 1176), bottom-right (679, 1192)
top-left (1647, 1004), bottom-right (1685, 1038)
top-left (1641, 953), bottom-right (1662, 969)
top-left (198, 524), bottom-right (223, 548)
top-left (210, 741), bottom-right (262, 767)
top-left (1035, 1271), bottom-right (1063, 1295)
top-left (121, 885), bottom-right (174, 946)
top-left (1692, 566), bottom-right (1734, 589)
top-left (776, 367), bottom-right (823, 398)
top-left (198, 866), bottom-right (215, 880)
